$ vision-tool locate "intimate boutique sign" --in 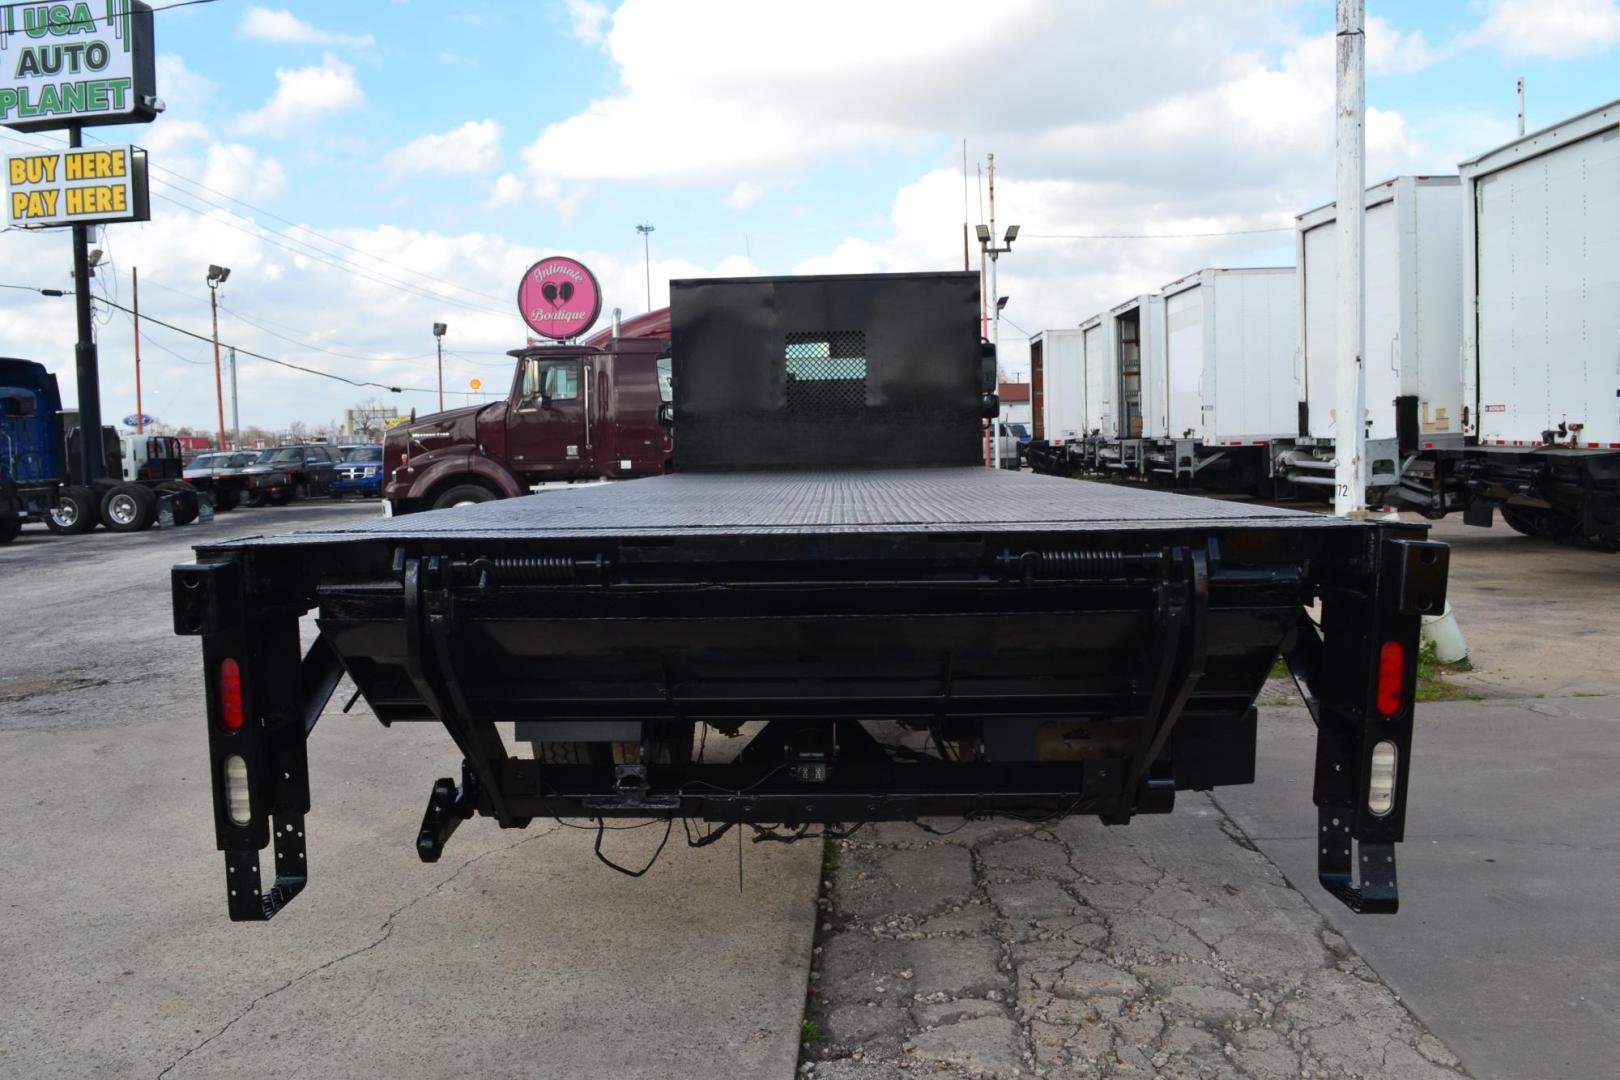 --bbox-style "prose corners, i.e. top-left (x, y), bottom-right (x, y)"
top-left (517, 256), bottom-right (602, 341)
